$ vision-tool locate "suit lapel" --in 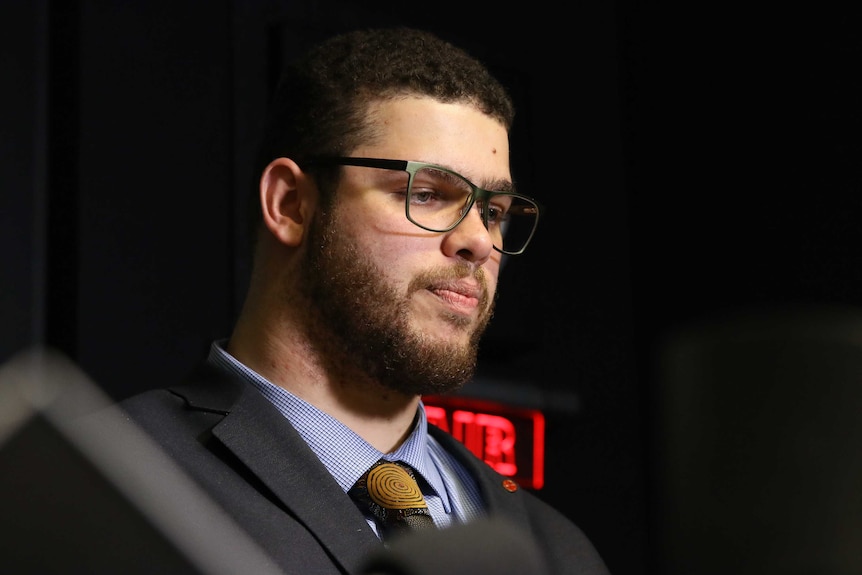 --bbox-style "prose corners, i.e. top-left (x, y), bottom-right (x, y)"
top-left (428, 424), bottom-right (531, 525)
top-left (173, 367), bottom-right (382, 572)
